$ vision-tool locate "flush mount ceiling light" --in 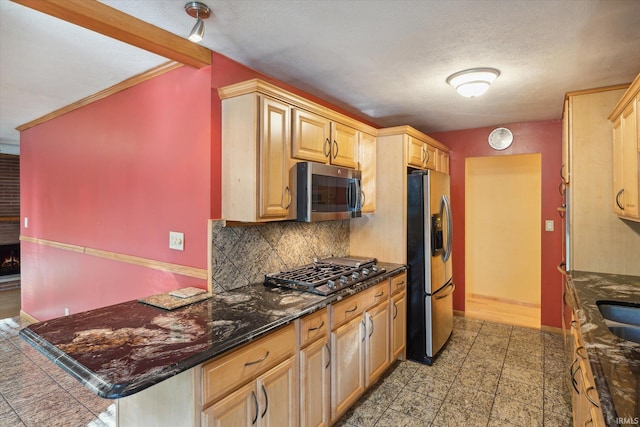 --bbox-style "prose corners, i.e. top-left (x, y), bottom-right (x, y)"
top-left (185, 2), bottom-right (211, 43)
top-left (446, 68), bottom-right (500, 98)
